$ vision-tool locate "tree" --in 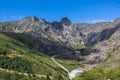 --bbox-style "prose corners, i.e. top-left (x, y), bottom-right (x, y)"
top-left (46, 75), bottom-right (51, 80)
